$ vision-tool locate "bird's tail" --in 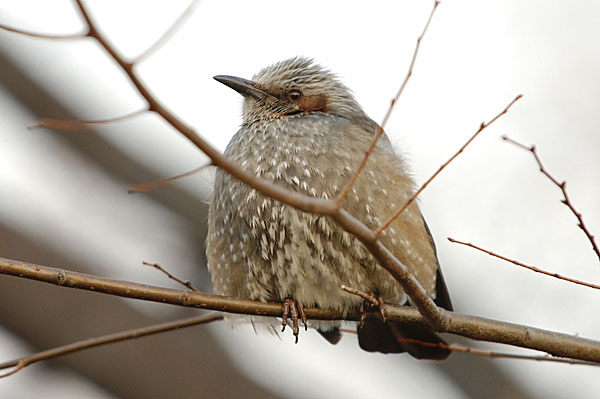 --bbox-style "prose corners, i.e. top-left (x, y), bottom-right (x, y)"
top-left (357, 318), bottom-right (451, 360)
